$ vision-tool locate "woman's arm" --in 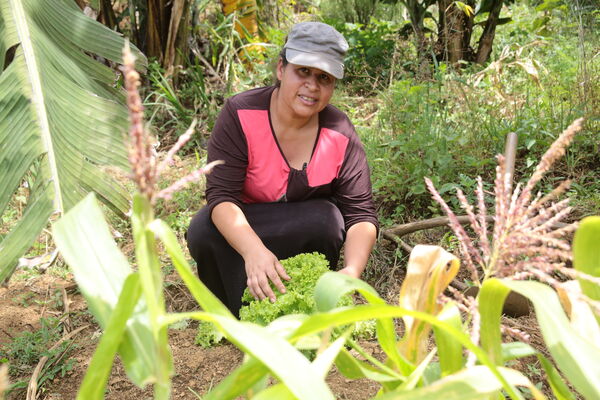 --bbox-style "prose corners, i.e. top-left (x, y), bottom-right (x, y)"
top-left (211, 201), bottom-right (290, 302)
top-left (338, 221), bottom-right (377, 278)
